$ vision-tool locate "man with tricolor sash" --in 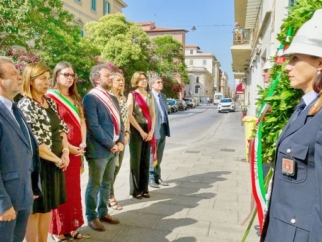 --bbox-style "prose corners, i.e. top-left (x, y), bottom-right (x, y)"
top-left (83, 64), bottom-right (125, 231)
